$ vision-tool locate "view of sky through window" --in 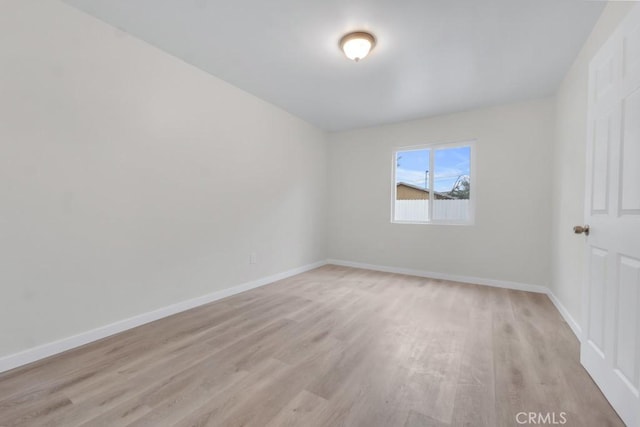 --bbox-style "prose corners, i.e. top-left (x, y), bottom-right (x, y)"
top-left (396, 146), bottom-right (470, 193)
